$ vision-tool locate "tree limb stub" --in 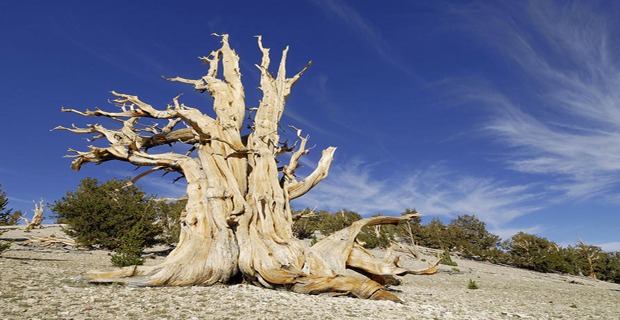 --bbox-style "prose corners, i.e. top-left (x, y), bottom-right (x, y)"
top-left (57, 34), bottom-right (435, 302)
